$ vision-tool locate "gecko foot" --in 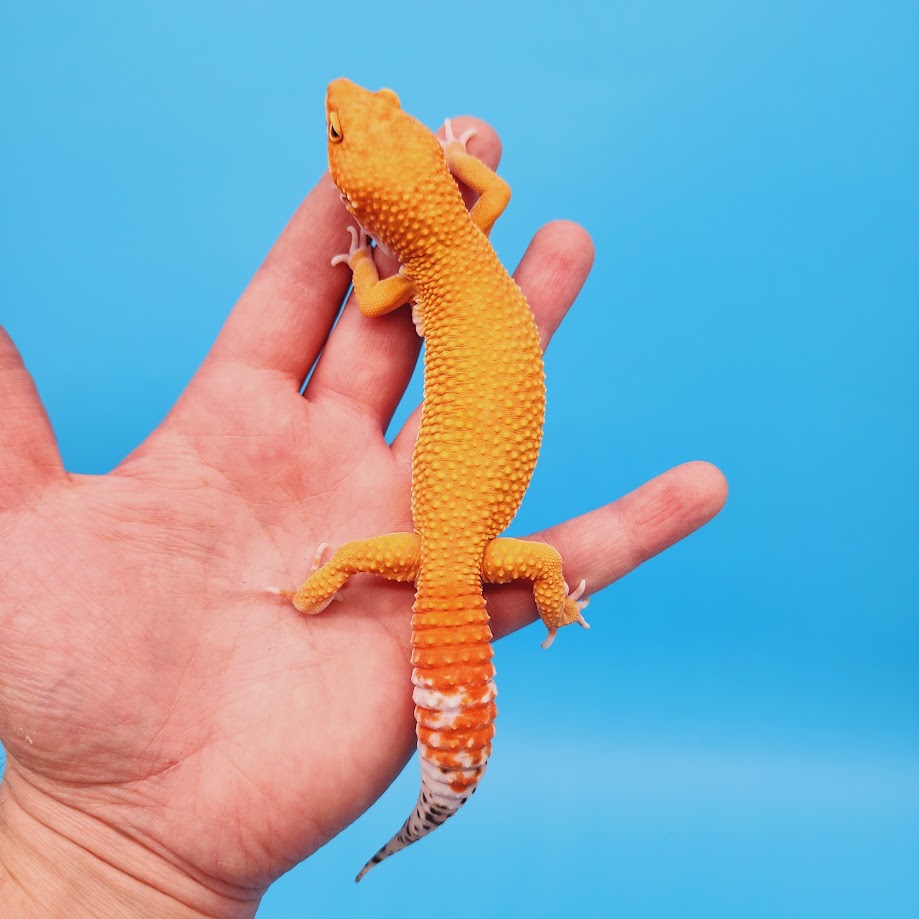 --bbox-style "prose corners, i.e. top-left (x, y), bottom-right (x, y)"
top-left (441, 117), bottom-right (477, 152)
top-left (265, 542), bottom-right (343, 608)
top-left (331, 225), bottom-right (372, 268)
top-left (541, 579), bottom-right (590, 649)
top-left (411, 299), bottom-right (425, 338)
